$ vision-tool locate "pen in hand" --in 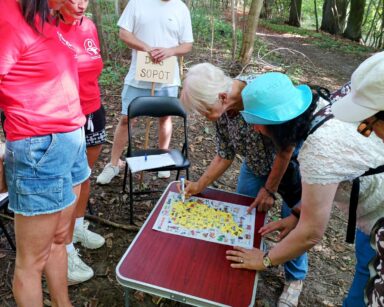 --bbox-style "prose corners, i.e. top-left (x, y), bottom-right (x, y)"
top-left (180, 176), bottom-right (185, 203)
